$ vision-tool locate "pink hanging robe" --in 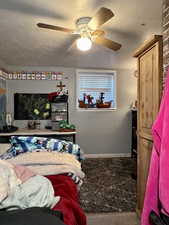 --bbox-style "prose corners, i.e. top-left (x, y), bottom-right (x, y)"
top-left (141, 70), bottom-right (169, 225)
